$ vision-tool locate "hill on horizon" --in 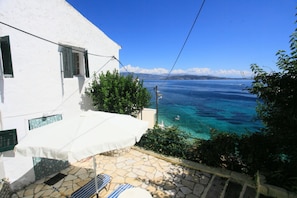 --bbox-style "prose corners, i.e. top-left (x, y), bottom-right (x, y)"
top-left (120, 72), bottom-right (247, 80)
